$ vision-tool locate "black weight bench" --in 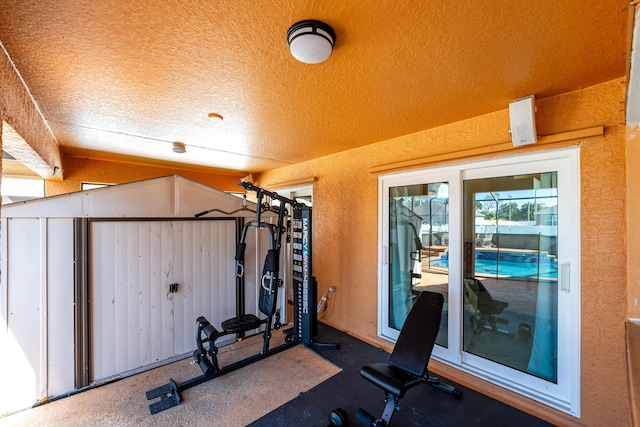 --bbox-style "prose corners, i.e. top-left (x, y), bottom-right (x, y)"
top-left (355, 291), bottom-right (461, 426)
